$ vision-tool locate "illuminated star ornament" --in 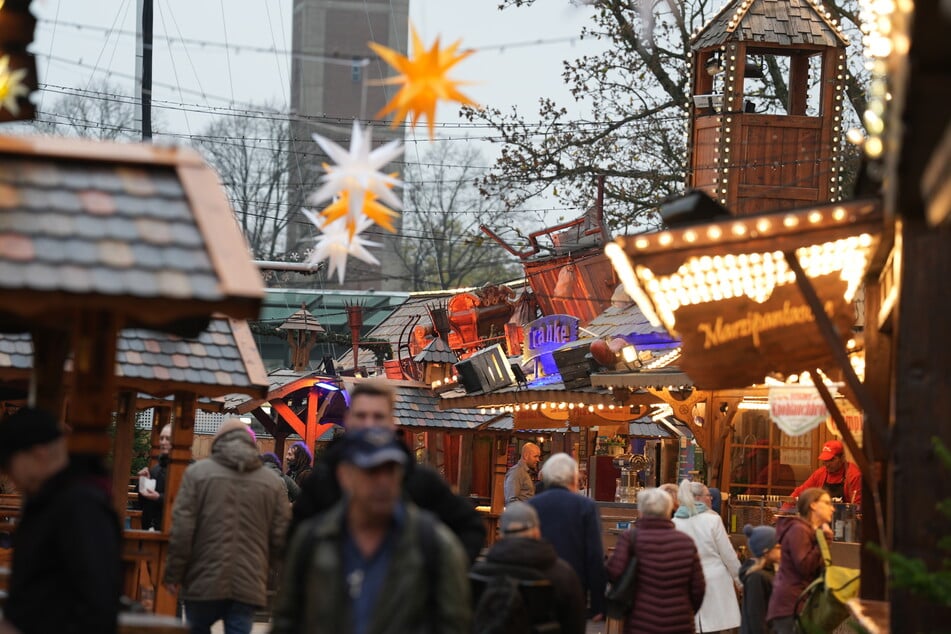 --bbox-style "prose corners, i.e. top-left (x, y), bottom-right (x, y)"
top-left (304, 121), bottom-right (404, 282)
top-left (0, 55), bottom-right (29, 116)
top-left (369, 26), bottom-right (478, 139)
top-left (302, 209), bottom-right (382, 284)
